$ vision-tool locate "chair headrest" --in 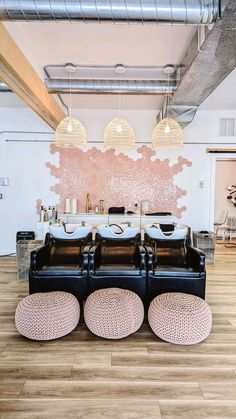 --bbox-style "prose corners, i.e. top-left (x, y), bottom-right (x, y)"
top-left (144, 224), bottom-right (187, 240)
top-left (145, 212), bottom-right (172, 216)
top-left (108, 206), bottom-right (125, 214)
top-left (97, 224), bottom-right (139, 239)
top-left (49, 225), bottom-right (92, 240)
